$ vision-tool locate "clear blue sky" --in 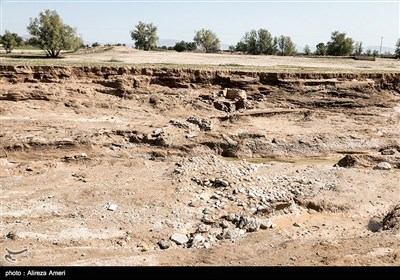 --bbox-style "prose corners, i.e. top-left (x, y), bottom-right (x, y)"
top-left (1, 0), bottom-right (399, 51)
